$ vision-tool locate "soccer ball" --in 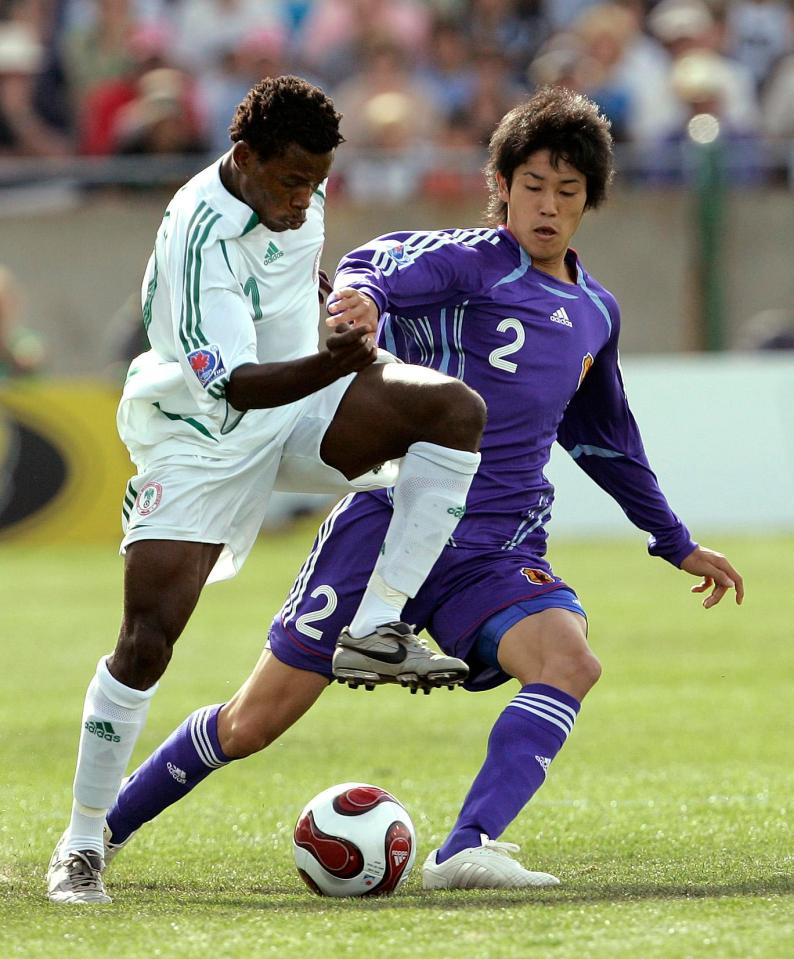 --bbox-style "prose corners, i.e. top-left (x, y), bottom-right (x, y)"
top-left (293, 782), bottom-right (416, 897)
